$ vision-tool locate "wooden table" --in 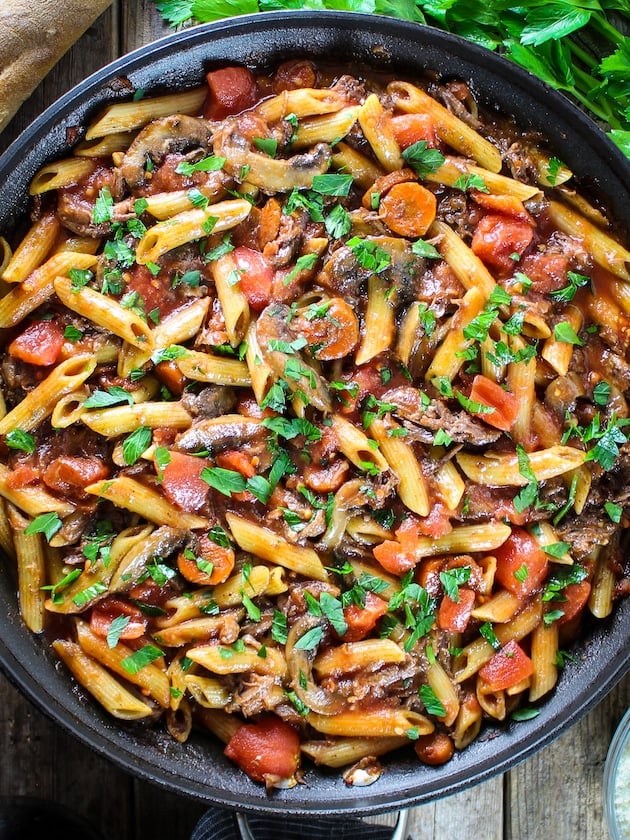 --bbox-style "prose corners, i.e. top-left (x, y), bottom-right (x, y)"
top-left (0, 3), bottom-right (628, 838)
